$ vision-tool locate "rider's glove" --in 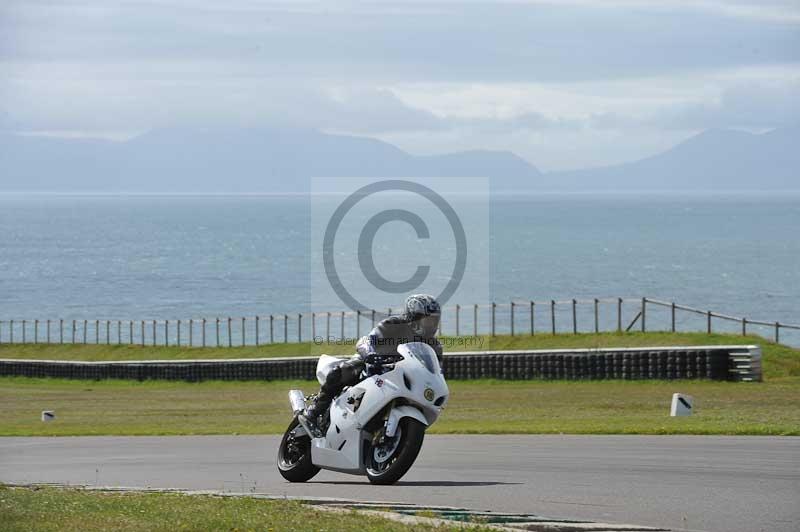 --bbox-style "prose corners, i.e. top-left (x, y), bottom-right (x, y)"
top-left (366, 334), bottom-right (378, 356)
